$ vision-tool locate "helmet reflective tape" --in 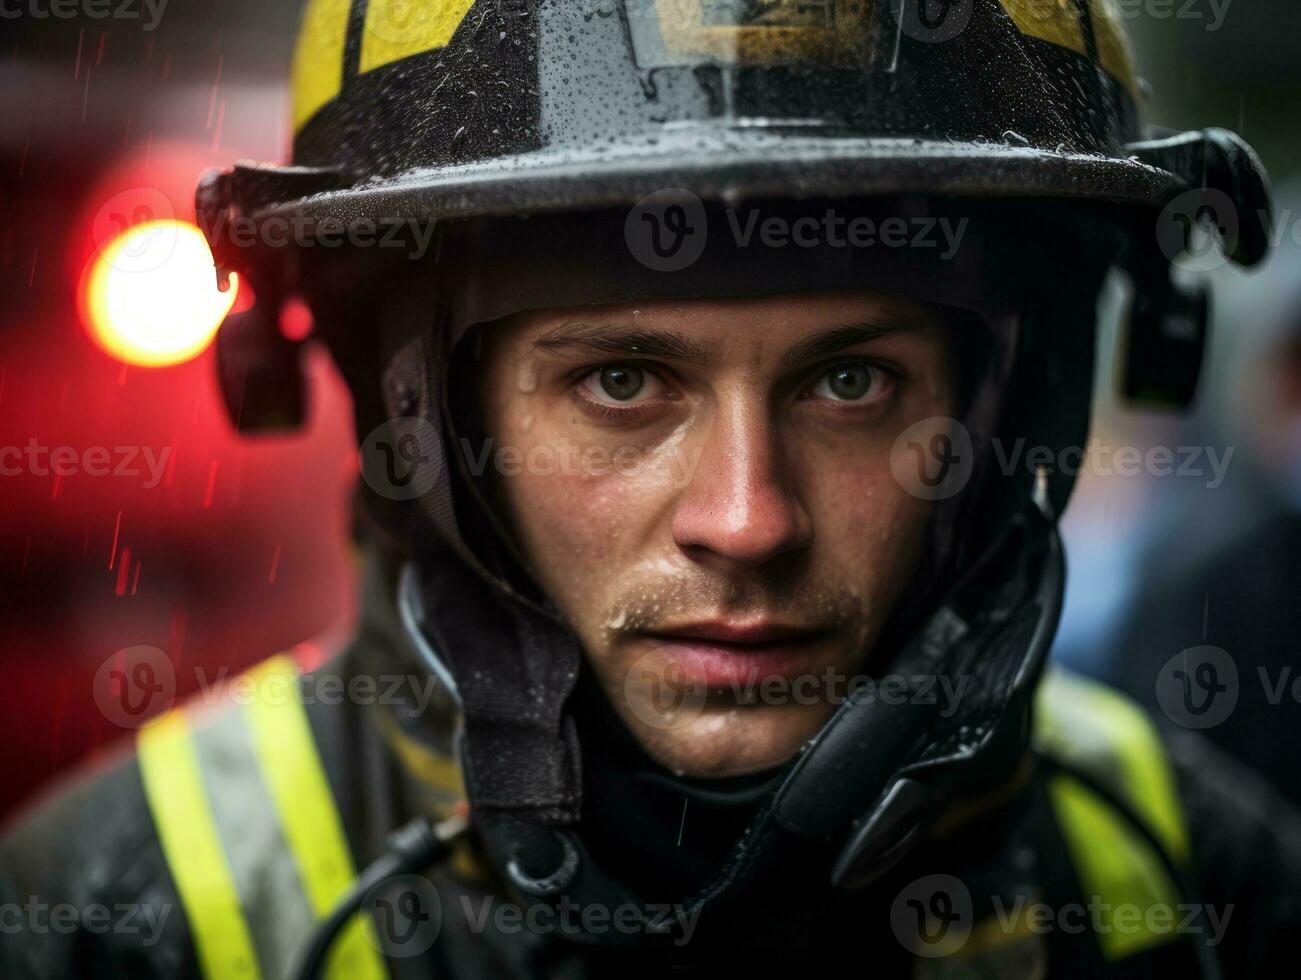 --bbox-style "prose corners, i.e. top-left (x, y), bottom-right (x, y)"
top-left (624, 0), bottom-right (875, 69)
top-left (137, 655), bottom-right (388, 980)
top-left (1034, 669), bottom-right (1190, 961)
top-left (999, 0), bottom-right (1140, 97)
top-left (359, 0), bottom-right (477, 75)
top-left (292, 0), bottom-right (351, 132)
